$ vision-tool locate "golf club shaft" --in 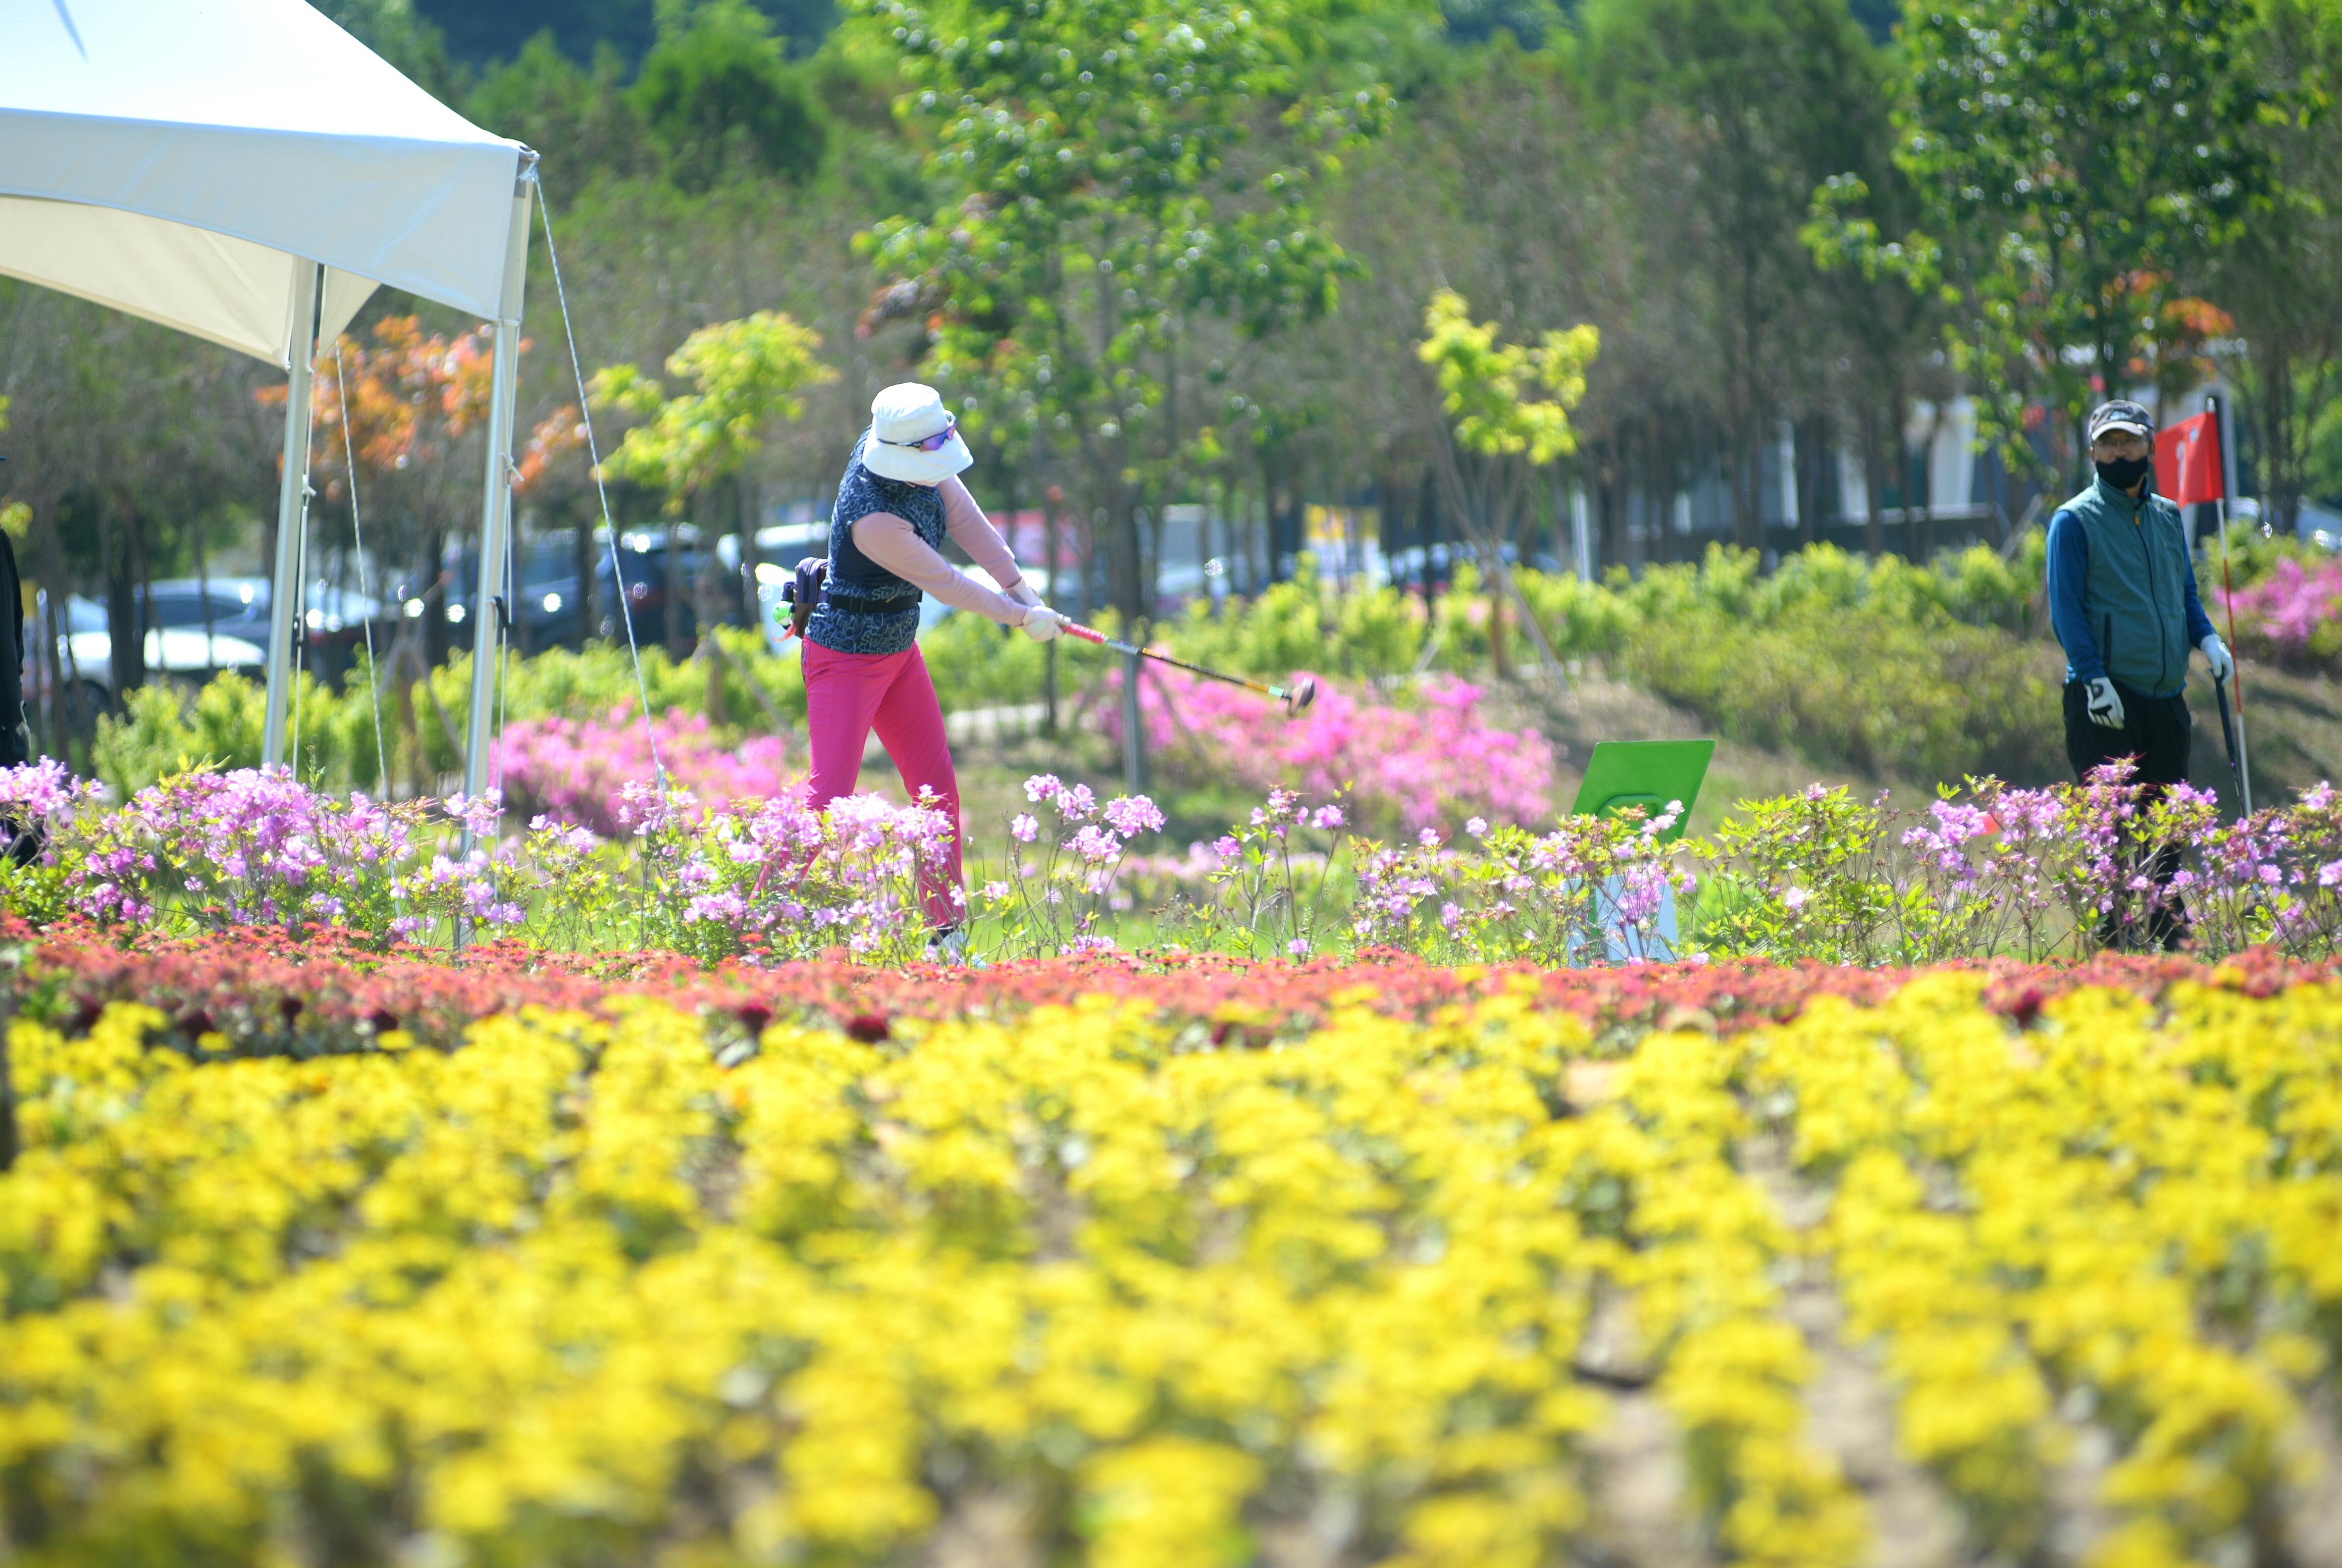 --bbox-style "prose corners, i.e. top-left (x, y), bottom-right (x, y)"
top-left (1060, 621), bottom-right (1299, 703)
top-left (2213, 672), bottom-right (2245, 804)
